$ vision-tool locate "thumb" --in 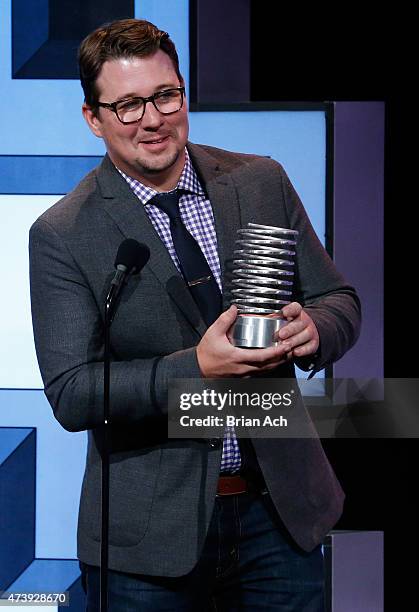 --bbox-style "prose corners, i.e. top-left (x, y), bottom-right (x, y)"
top-left (211, 304), bottom-right (238, 334)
